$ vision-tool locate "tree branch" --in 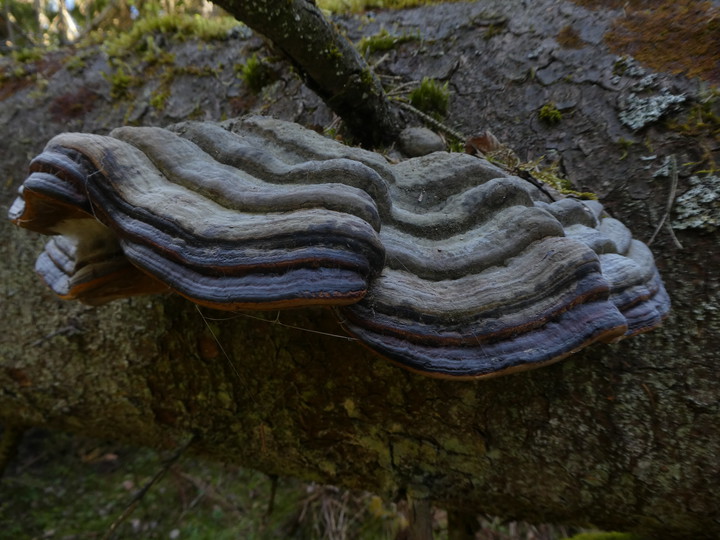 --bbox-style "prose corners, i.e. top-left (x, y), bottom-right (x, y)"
top-left (212, 0), bottom-right (402, 146)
